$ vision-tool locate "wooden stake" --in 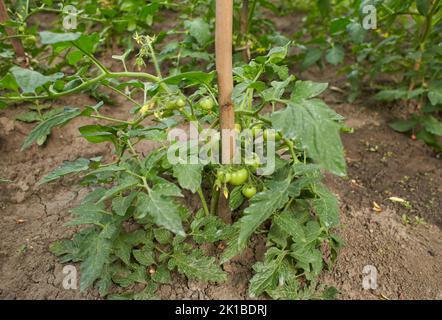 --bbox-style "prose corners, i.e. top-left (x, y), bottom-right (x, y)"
top-left (216, 0), bottom-right (234, 224)
top-left (0, 0), bottom-right (26, 65)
